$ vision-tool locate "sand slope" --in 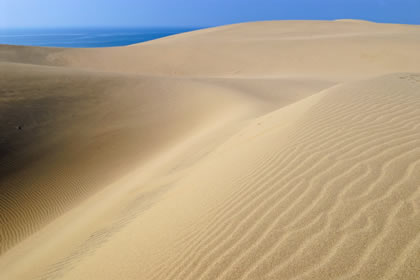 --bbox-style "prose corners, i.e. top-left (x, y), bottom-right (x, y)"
top-left (0, 20), bottom-right (420, 280)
